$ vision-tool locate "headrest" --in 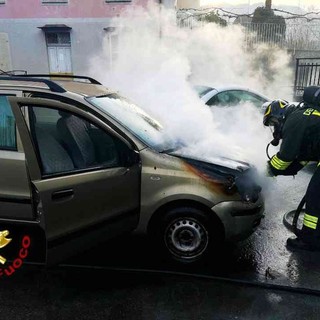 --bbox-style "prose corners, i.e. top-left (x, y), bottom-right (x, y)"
top-left (58, 110), bottom-right (72, 118)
